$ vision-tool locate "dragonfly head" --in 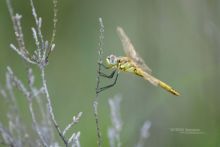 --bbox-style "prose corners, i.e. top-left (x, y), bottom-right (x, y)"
top-left (106, 54), bottom-right (118, 66)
